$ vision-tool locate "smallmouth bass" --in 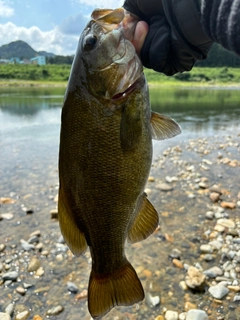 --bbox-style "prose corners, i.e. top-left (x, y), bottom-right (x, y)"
top-left (58, 7), bottom-right (181, 319)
